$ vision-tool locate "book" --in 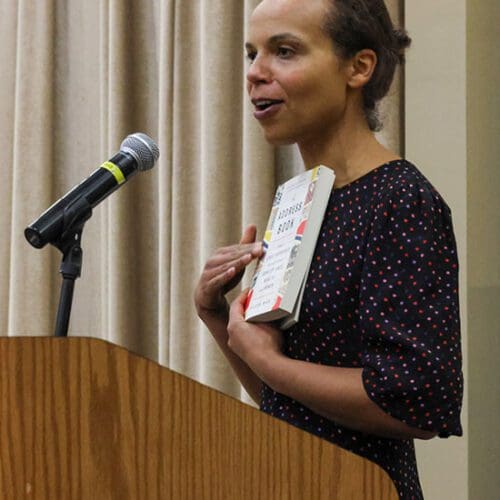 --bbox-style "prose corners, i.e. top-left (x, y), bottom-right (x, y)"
top-left (244, 166), bottom-right (335, 329)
